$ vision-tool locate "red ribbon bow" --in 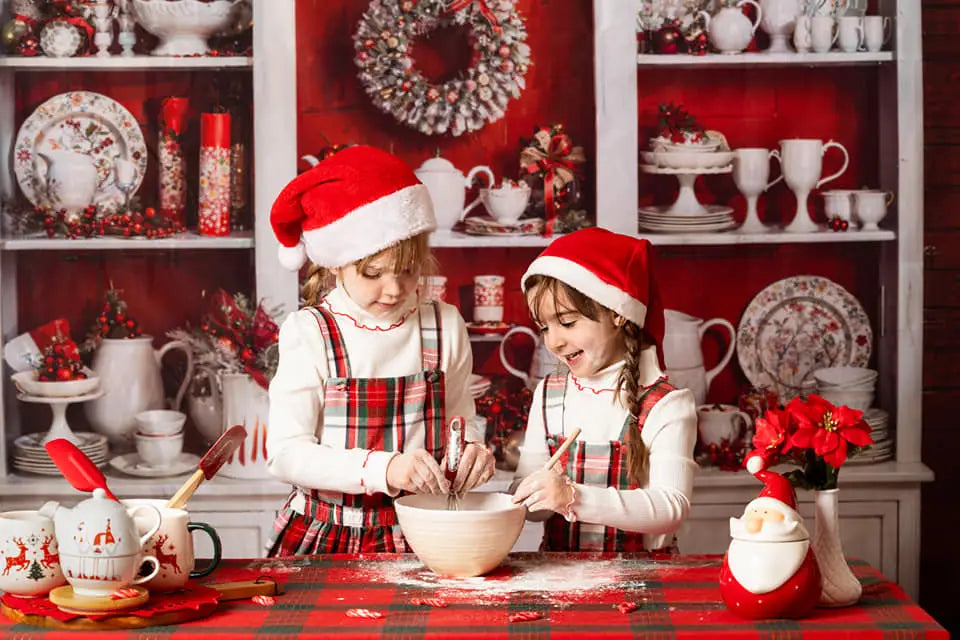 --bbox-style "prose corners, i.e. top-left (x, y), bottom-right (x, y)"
top-left (520, 128), bottom-right (585, 236)
top-left (444, 0), bottom-right (501, 33)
